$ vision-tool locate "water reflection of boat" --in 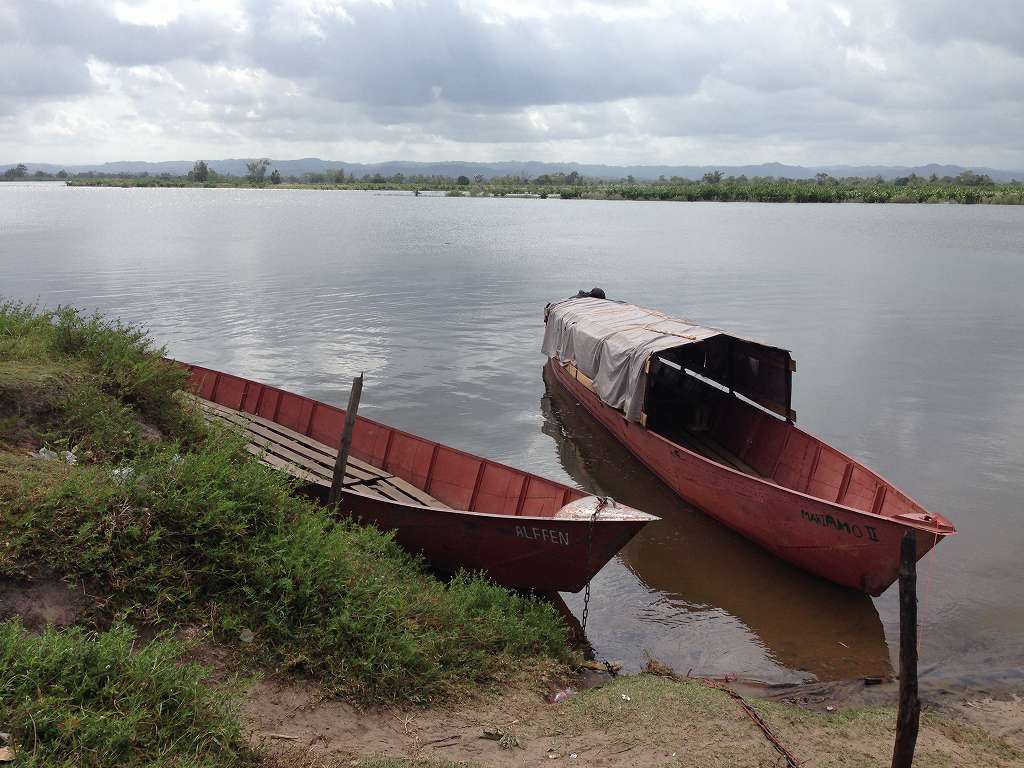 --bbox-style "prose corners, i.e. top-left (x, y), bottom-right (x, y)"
top-left (541, 364), bottom-right (892, 681)
top-left (543, 296), bottom-right (955, 595)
